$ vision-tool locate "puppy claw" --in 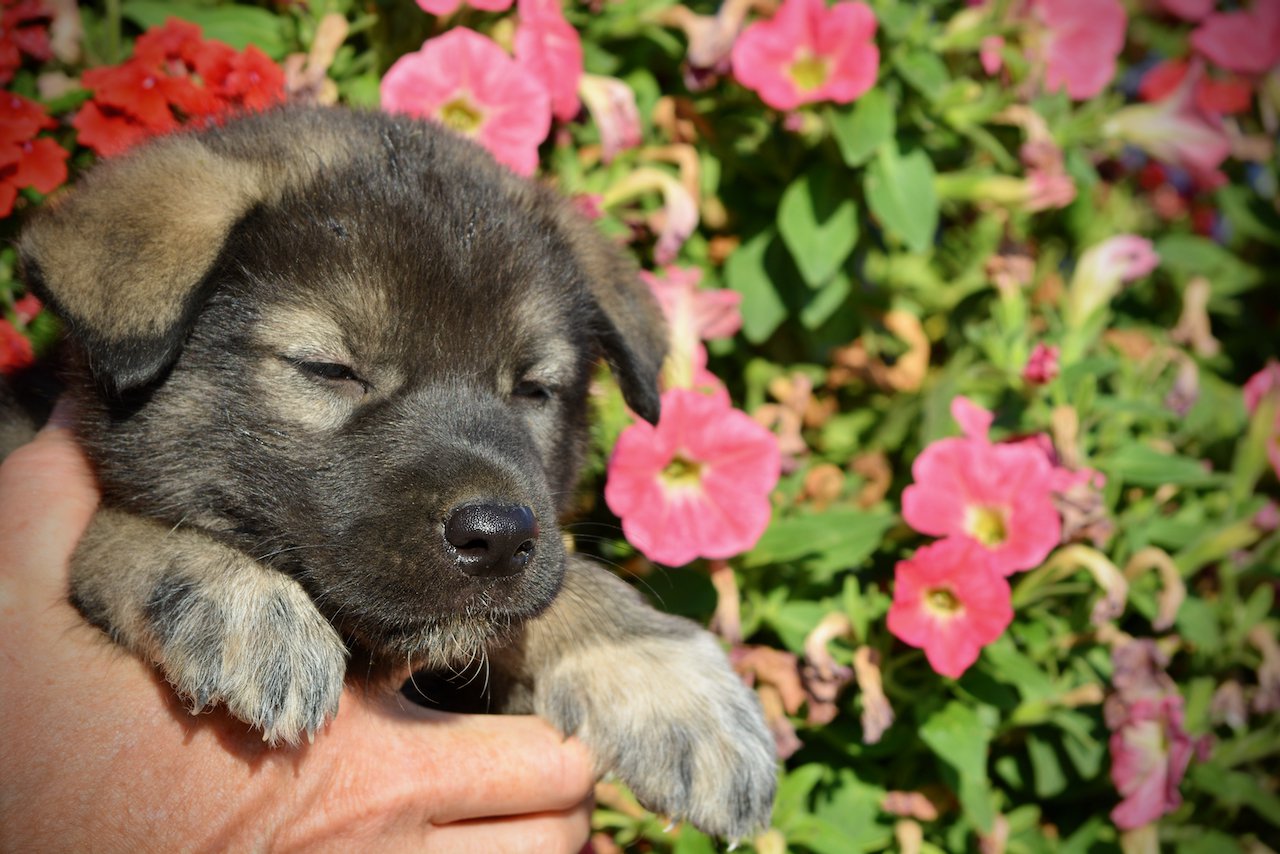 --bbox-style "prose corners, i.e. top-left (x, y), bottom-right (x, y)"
top-left (145, 568), bottom-right (347, 745)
